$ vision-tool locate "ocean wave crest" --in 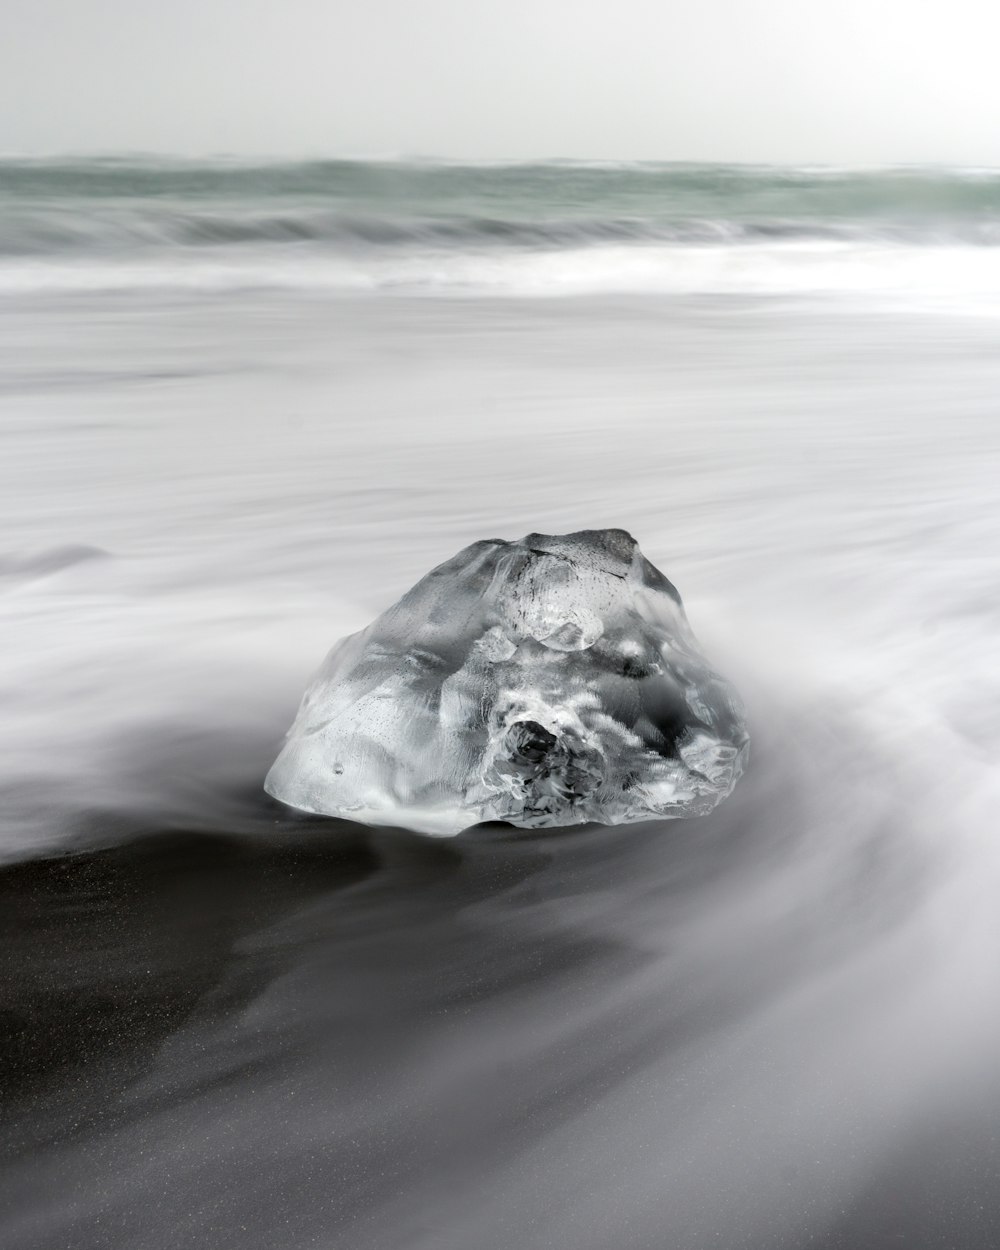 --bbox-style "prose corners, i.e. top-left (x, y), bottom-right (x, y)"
top-left (3, 157), bottom-right (1000, 303)
top-left (4, 206), bottom-right (1000, 258)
